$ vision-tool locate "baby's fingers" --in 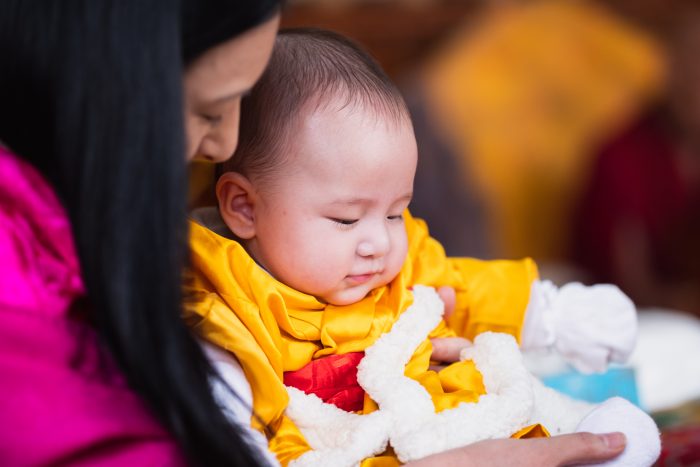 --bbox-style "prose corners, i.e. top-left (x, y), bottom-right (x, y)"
top-left (430, 337), bottom-right (472, 364)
